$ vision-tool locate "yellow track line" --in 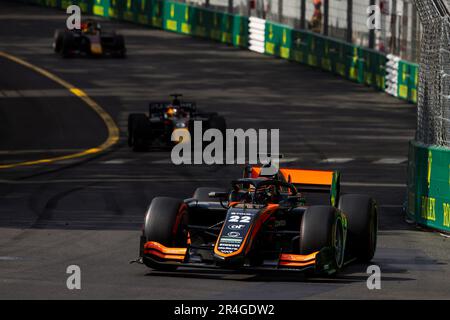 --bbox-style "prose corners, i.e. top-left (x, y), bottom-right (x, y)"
top-left (0, 51), bottom-right (120, 169)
